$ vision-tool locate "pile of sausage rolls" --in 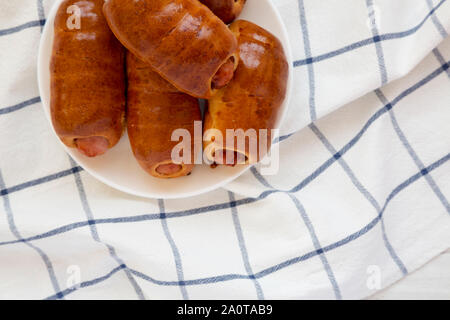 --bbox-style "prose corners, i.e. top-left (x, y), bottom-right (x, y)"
top-left (51, 0), bottom-right (288, 179)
